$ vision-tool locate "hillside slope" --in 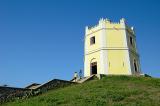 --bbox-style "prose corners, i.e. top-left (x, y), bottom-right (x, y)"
top-left (3, 76), bottom-right (160, 106)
